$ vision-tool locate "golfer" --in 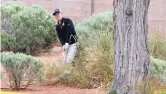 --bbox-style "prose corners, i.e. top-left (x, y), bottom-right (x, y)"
top-left (53, 9), bottom-right (78, 63)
